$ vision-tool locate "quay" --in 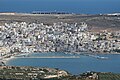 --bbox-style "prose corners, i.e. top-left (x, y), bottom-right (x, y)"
top-left (14, 56), bottom-right (80, 58)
